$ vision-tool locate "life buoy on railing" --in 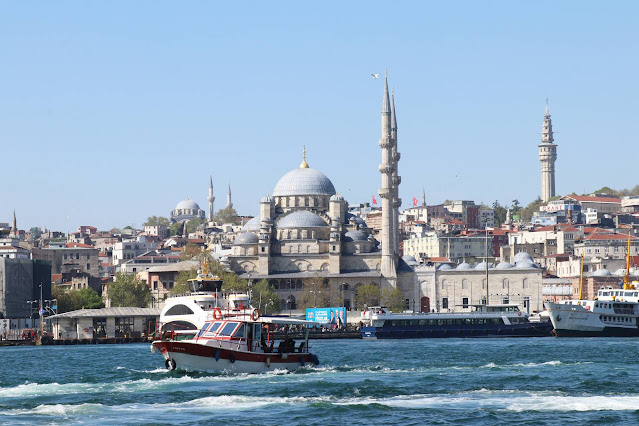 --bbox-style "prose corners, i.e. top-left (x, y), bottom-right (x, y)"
top-left (251, 309), bottom-right (260, 321)
top-left (518, 311), bottom-right (522, 316)
top-left (213, 308), bottom-right (222, 320)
